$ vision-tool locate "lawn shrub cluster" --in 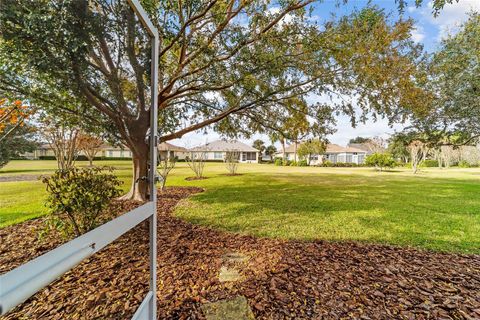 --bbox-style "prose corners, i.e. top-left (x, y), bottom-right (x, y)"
top-left (274, 158), bottom-right (309, 167)
top-left (316, 161), bottom-right (366, 167)
top-left (421, 160), bottom-right (439, 167)
top-left (41, 167), bottom-right (122, 237)
top-left (365, 153), bottom-right (396, 171)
